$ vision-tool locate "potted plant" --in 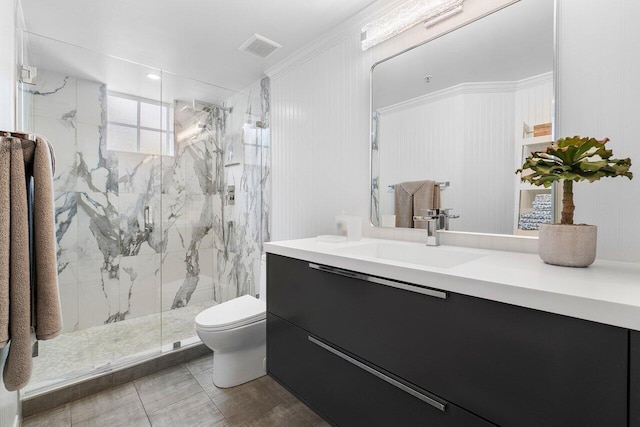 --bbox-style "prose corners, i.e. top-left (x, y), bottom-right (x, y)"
top-left (516, 136), bottom-right (632, 267)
